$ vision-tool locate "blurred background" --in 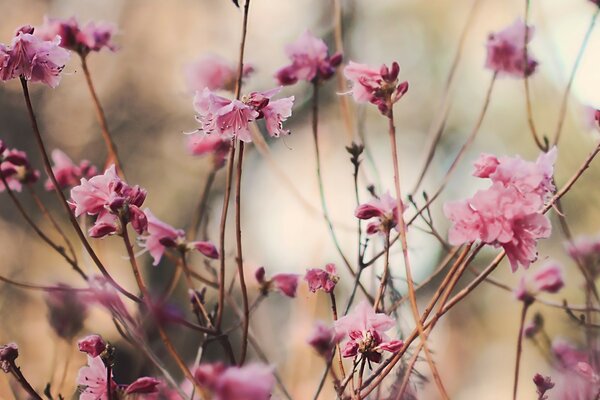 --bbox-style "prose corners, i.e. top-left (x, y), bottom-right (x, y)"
top-left (0, 0), bottom-right (600, 398)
